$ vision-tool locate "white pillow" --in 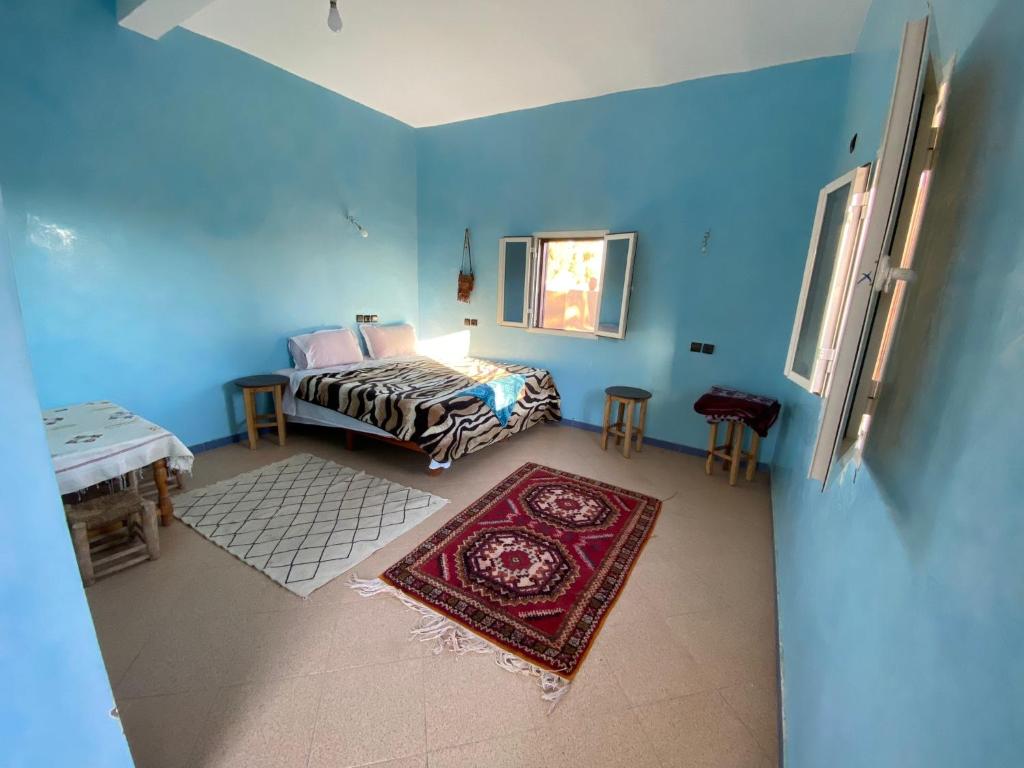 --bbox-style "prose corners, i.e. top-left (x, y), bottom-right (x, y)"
top-left (360, 323), bottom-right (417, 360)
top-left (288, 328), bottom-right (363, 369)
